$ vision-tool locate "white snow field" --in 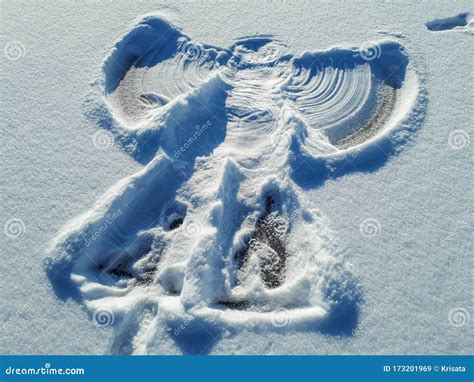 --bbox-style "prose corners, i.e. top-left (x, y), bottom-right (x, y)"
top-left (1, 0), bottom-right (473, 355)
